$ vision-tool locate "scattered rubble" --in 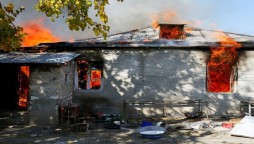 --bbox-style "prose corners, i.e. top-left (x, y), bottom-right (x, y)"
top-left (1, 115), bottom-right (254, 143)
